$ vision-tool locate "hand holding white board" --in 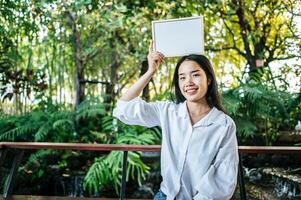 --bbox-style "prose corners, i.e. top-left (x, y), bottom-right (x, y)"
top-left (152, 16), bottom-right (204, 57)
